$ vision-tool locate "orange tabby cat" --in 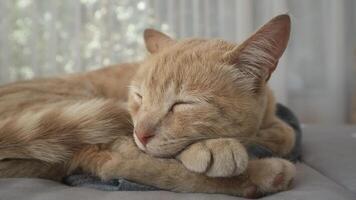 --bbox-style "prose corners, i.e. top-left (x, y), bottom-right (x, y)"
top-left (0, 15), bottom-right (295, 197)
